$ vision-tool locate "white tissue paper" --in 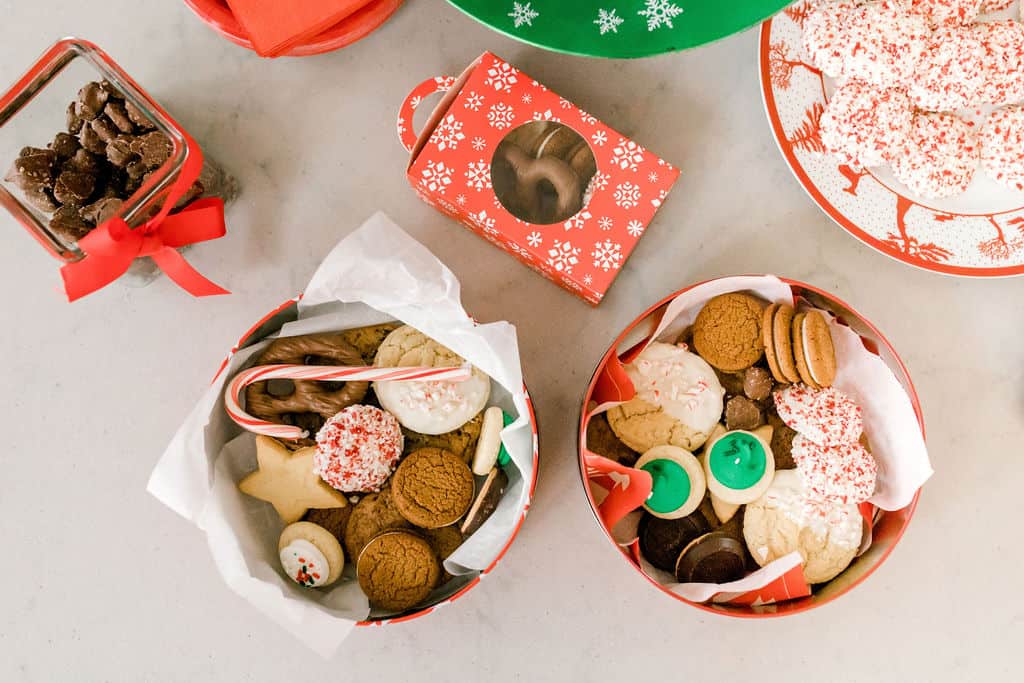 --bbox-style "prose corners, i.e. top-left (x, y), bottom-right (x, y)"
top-left (148, 212), bottom-right (535, 657)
